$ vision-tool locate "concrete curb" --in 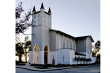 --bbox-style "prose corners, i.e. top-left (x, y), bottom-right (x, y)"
top-left (16, 67), bottom-right (63, 71)
top-left (16, 64), bottom-right (100, 71)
